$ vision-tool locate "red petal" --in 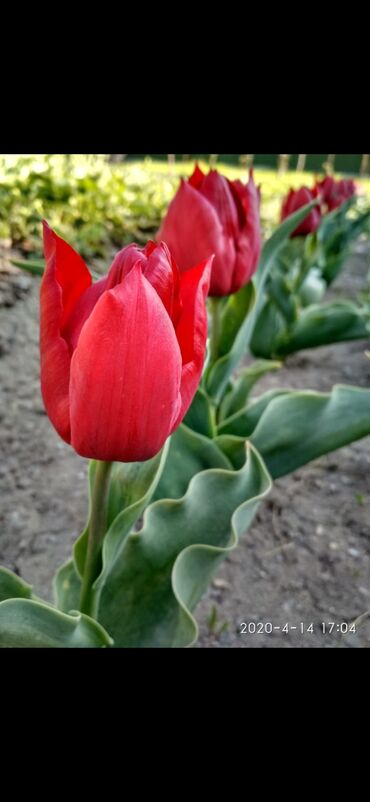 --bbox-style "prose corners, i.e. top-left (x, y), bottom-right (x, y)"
top-left (219, 171), bottom-right (262, 293)
top-left (61, 276), bottom-right (107, 352)
top-left (40, 226), bottom-right (74, 442)
top-left (143, 241), bottom-right (182, 323)
top-left (106, 240), bottom-right (182, 324)
top-left (228, 179), bottom-right (247, 228)
top-left (199, 170), bottom-right (239, 239)
top-left (188, 164), bottom-right (205, 189)
top-left (281, 187), bottom-right (321, 236)
top-left (172, 256), bottom-right (212, 427)
top-left (158, 178), bottom-right (224, 274)
top-left (69, 262), bottom-right (182, 462)
top-left (42, 221), bottom-right (92, 330)
top-left (105, 243), bottom-right (143, 289)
